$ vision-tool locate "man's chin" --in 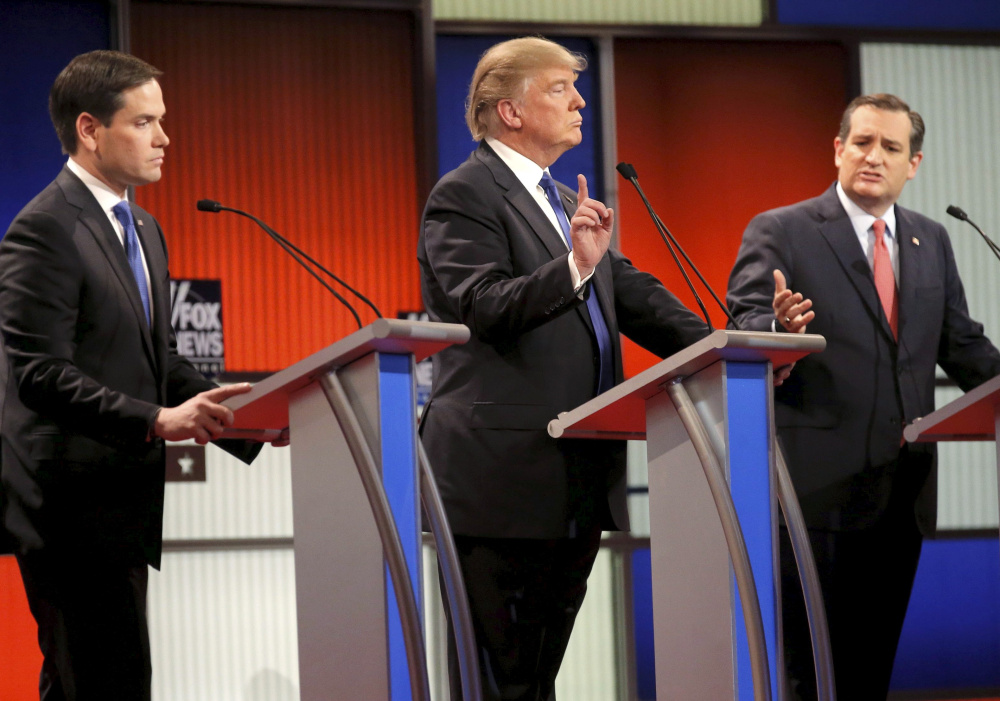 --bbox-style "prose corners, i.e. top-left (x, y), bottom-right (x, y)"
top-left (847, 188), bottom-right (893, 215)
top-left (849, 183), bottom-right (885, 202)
